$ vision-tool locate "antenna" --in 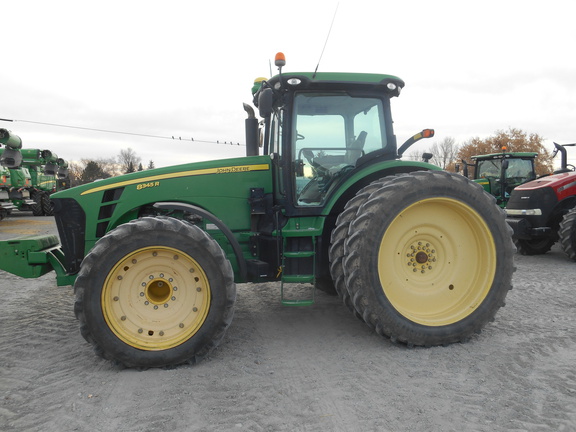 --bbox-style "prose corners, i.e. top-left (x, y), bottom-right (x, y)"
top-left (313, 2), bottom-right (339, 78)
